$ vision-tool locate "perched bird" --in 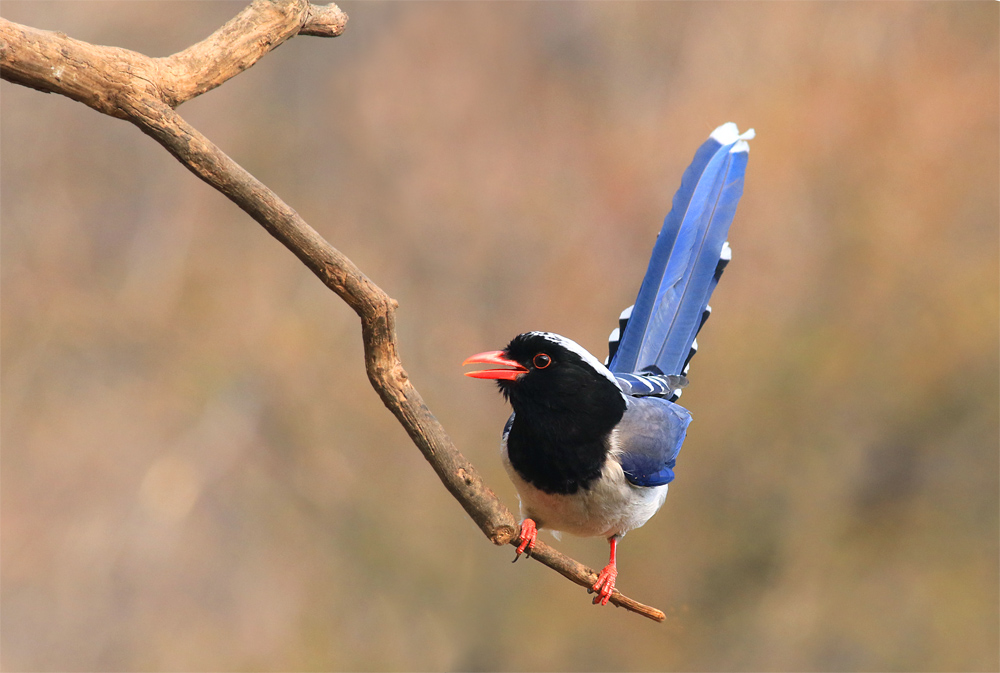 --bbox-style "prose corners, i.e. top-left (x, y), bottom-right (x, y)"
top-left (464, 123), bottom-right (753, 605)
